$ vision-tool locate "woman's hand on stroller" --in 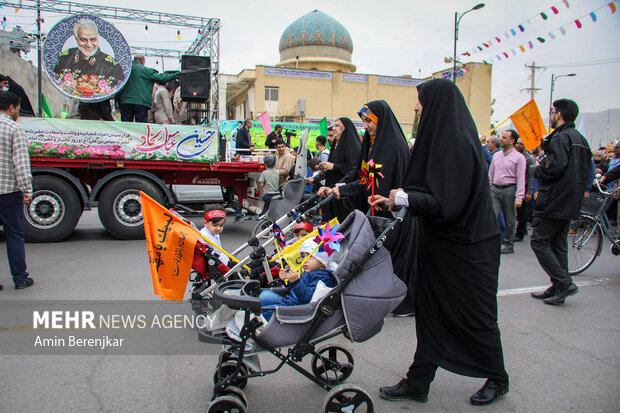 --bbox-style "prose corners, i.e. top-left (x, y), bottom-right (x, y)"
top-left (370, 188), bottom-right (403, 212)
top-left (318, 186), bottom-right (340, 199)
